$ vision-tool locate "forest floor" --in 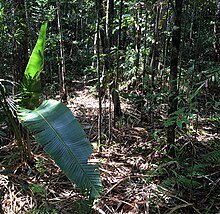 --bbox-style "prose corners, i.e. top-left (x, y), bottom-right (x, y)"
top-left (0, 76), bottom-right (220, 213)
